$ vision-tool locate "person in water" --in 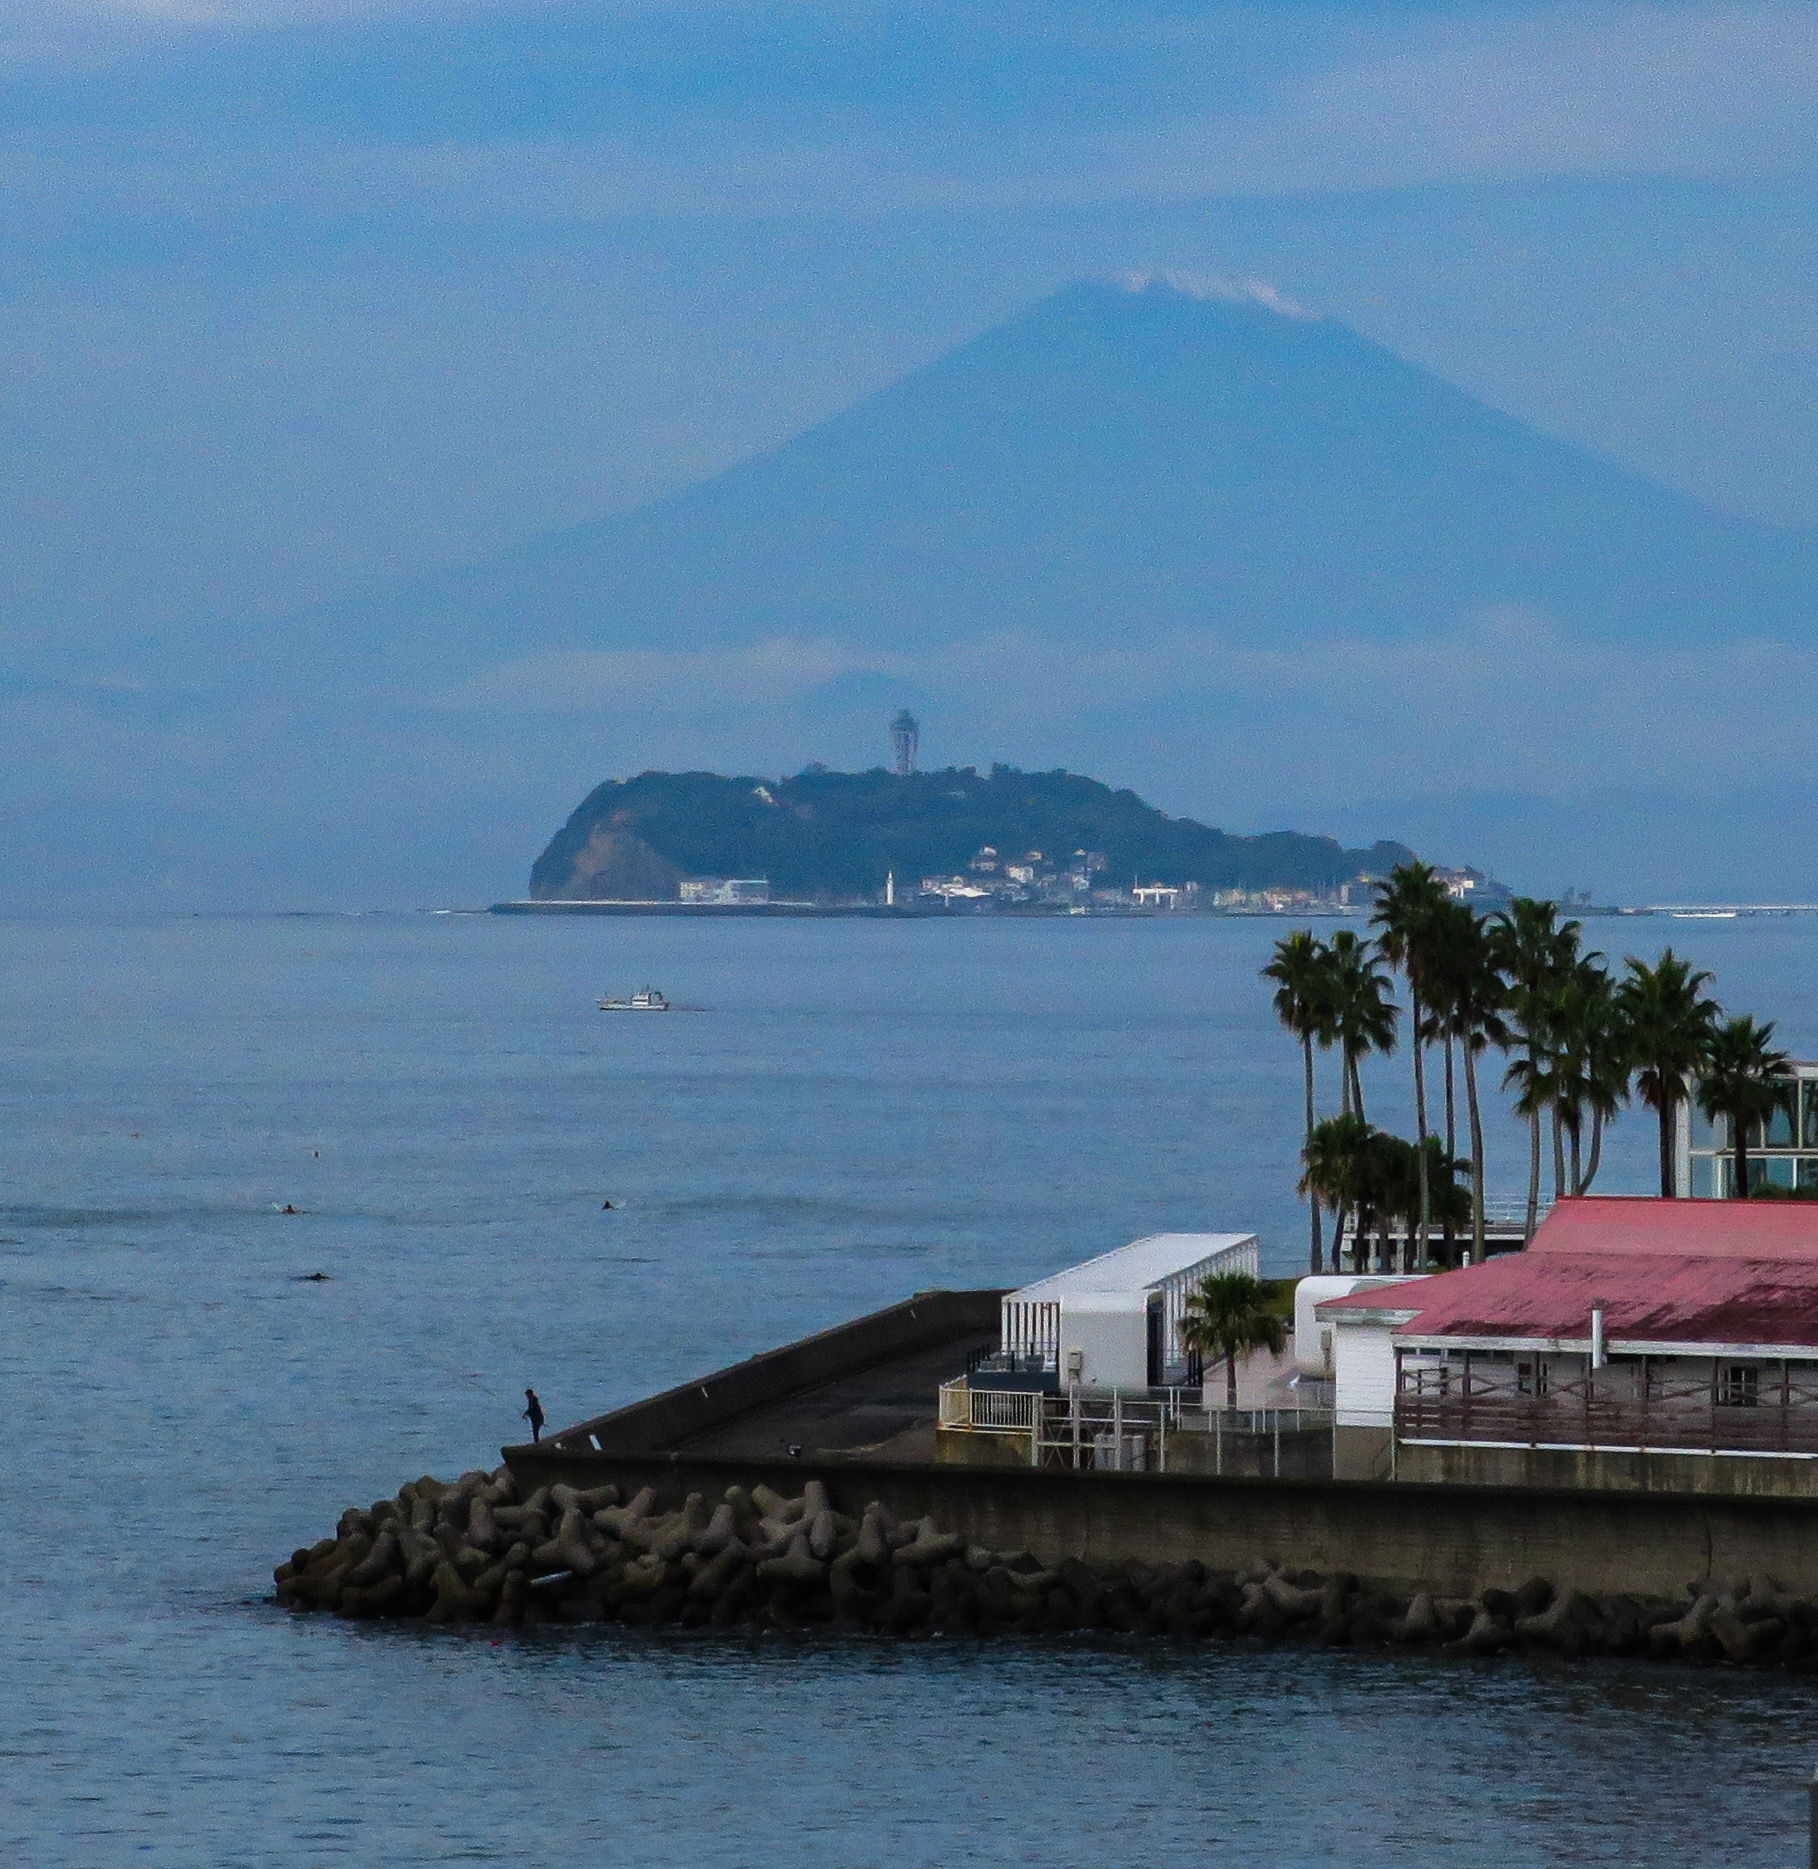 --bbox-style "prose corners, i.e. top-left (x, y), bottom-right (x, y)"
top-left (522, 1388), bottom-right (546, 1443)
